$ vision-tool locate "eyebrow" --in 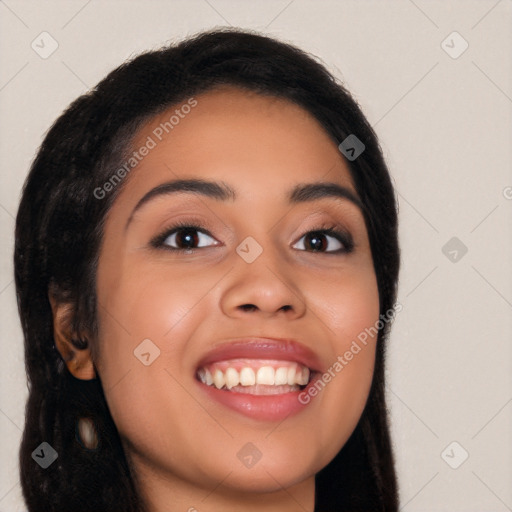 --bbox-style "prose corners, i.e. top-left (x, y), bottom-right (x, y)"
top-left (125, 178), bottom-right (364, 229)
